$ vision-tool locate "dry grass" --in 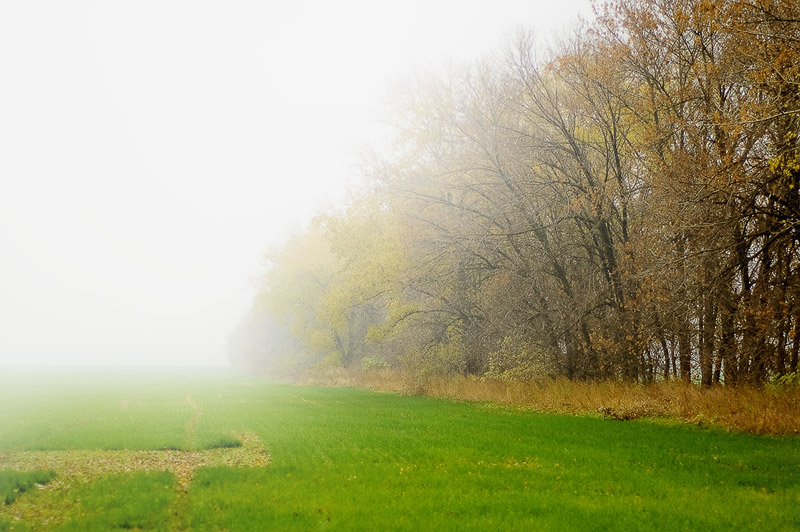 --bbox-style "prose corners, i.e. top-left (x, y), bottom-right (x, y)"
top-left (297, 368), bottom-right (800, 436)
